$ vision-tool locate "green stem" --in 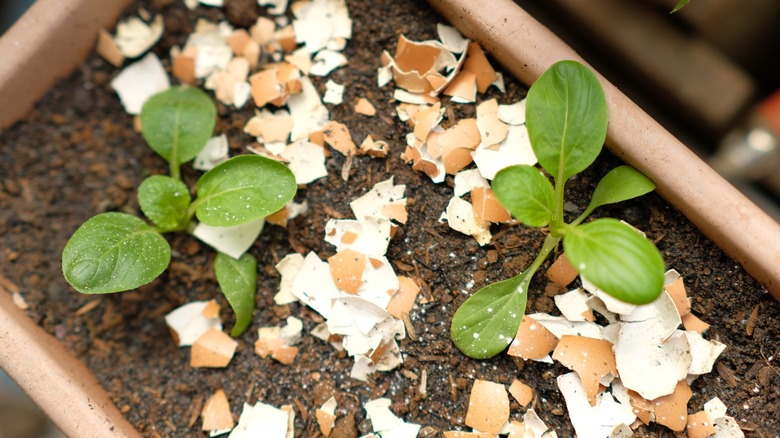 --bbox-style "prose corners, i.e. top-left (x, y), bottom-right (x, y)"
top-left (507, 233), bottom-right (561, 291)
top-left (170, 162), bottom-right (181, 181)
